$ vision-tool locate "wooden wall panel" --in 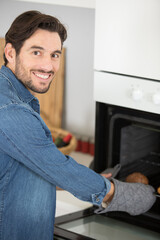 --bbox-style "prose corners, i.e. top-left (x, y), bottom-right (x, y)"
top-left (0, 38), bottom-right (65, 129)
top-left (0, 38), bottom-right (5, 67)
